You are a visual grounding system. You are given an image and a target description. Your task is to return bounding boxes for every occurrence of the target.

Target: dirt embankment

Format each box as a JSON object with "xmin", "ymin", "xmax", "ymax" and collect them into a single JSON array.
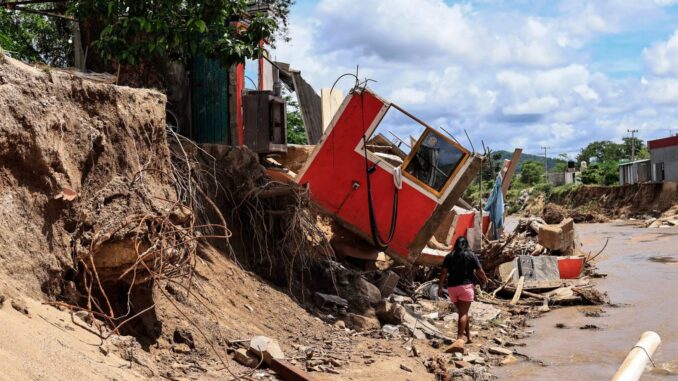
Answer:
[
  {"xmin": 0, "ymin": 55, "xmax": 448, "ymax": 381},
  {"xmin": 525, "ymin": 183, "xmax": 678, "ymax": 223}
]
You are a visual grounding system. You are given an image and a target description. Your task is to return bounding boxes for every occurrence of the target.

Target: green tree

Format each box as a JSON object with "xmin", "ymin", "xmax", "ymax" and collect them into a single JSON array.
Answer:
[
  {"xmin": 581, "ymin": 161, "xmax": 619, "ymax": 186},
  {"xmin": 621, "ymin": 137, "xmax": 649, "ymax": 160},
  {"xmin": 576, "ymin": 140, "xmax": 625, "ymax": 164},
  {"xmin": 520, "ymin": 160, "xmax": 545, "ymax": 185},
  {"xmin": 285, "ymin": 95, "xmax": 307, "ymax": 144},
  {"xmin": 0, "ymin": 6, "xmax": 73, "ymax": 65},
  {"xmin": 1, "ymin": 1, "xmax": 290, "ymax": 74}
]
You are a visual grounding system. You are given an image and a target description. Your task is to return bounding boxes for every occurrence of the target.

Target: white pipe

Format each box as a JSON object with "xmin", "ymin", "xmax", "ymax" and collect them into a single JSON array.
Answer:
[{"xmin": 611, "ymin": 331, "xmax": 661, "ymax": 381}]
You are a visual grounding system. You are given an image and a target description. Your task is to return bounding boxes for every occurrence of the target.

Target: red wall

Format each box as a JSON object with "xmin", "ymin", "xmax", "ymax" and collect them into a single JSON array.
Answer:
[
  {"xmin": 648, "ymin": 136, "xmax": 678, "ymax": 150},
  {"xmin": 298, "ymin": 90, "xmax": 438, "ymax": 259}
]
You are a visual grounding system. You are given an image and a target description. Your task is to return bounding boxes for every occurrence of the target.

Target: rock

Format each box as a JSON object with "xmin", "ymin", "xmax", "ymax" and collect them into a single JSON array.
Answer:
[
  {"xmin": 452, "ymin": 352, "xmax": 463, "ymax": 361},
  {"xmin": 0, "ymin": 294, "xmax": 5, "ymax": 306},
  {"xmin": 445, "ymin": 339, "xmax": 465, "ymax": 354},
  {"xmin": 334, "ymin": 320, "xmax": 346, "ymax": 329},
  {"xmin": 314, "ymin": 292, "xmax": 349, "ymax": 311},
  {"xmin": 443, "ymin": 313, "xmax": 459, "ymax": 323},
  {"xmin": 376, "ymin": 271, "xmax": 400, "ymax": 298},
  {"xmin": 99, "ymin": 344, "xmax": 109, "ymax": 356},
  {"xmin": 233, "ymin": 348, "xmax": 258, "ymax": 368},
  {"xmin": 11, "ymin": 300, "xmax": 29, "ymax": 316},
  {"xmin": 172, "ymin": 343, "xmax": 192, "ymax": 354},
  {"xmin": 454, "ymin": 360, "xmax": 472, "ymax": 369},
  {"xmin": 74, "ymin": 310, "xmax": 93, "ymax": 325},
  {"xmin": 463, "ymin": 353, "xmax": 479, "ymax": 363},
  {"xmin": 500, "ymin": 354, "xmax": 518, "ymax": 365},
  {"xmin": 430, "ymin": 339, "xmax": 442, "ymax": 349},
  {"xmin": 488, "ymin": 346, "xmax": 513, "ymax": 356},
  {"xmin": 399, "ymin": 364, "xmax": 413, "ymax": 372},
  {"xmin": 357, "ymin": 277, "xmax": 384, "ymax": 307},
  {"xmin": 469, "ymin": 302, "xmax": 500, "ymax": 323},
  {"xmin": 376, "ymin": 301, "xmax": 406, "ymax": 325},
  {"xmin": 538, "ymin": 218, "xmax": 574, "ymax": 251},
  {"xmin": 381, "ymin": 324, "xmax": 400, "ymax": 337},
  {"xmin": 347, "ymin": 313, "xmax": 381, "ymax": 332},
  {"xmin": 173, "ymin": 328, "xmax": 195, "ymax": 349},
  {"xmin": 249, "ymin": 336, "xmax": 285, "ymax": 364}
]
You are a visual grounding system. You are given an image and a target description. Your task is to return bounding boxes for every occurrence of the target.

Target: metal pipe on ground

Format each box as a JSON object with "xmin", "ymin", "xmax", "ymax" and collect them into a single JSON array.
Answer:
[{"xmin": 611, "ymin": 331, "xmax": 661, "ymax": 381}]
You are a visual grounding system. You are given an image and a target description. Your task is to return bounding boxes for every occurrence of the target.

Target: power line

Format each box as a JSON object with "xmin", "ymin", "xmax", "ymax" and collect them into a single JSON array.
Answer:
[
  {"xmin": 627, "ymin": 129, "xmax": 639, "ymax": 161},
  {"xmin": 541, "ymin": 146, "xmax": 551, "ymax": 182}
]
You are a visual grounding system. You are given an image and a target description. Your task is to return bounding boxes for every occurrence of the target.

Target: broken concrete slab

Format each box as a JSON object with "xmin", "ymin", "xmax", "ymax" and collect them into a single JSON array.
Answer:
[
  {"xmin": 469, "ymin": 302, "xmax": 501, "ymax": 323},
  {"xmin": 249, "ymin": 336, "xmax": 285, "ymax": 365},
  {"xmin": 538, "ymin": 217, "xmax": 574, "ymax": 251}
]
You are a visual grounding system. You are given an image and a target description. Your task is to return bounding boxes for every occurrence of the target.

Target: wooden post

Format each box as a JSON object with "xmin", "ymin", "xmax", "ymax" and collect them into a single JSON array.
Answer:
[
  {"xmin": 611, "ymin": 331, "xmax": 661, "ymax": 381},
  {"xmin": 502, "ymin": 148, "xmax": 523, "ymax": 198}
]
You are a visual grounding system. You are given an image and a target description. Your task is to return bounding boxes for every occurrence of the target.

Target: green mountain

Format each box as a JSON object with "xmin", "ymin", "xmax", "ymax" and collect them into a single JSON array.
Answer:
[{"xmin": 491, "ymin": 150, "xmax": 566, "ymax": 172}]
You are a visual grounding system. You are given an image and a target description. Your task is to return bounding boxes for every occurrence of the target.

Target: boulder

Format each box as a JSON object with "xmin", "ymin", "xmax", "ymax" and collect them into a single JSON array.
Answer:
[{"xmin": 347, "ymin": 313, "xmax": 381, "ymax": 332}]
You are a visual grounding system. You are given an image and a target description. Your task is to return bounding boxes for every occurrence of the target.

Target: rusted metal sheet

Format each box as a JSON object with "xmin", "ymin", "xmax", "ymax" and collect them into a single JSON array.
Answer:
[{"xmin": 271, "ymin": 359, "xmax": 320, "ymax": 381}]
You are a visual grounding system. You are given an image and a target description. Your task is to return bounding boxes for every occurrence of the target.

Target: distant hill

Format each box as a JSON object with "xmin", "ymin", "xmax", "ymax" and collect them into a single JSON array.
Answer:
[{"xmin": 491, "ymin": 150, "xmax": 565, "ymax": 172}]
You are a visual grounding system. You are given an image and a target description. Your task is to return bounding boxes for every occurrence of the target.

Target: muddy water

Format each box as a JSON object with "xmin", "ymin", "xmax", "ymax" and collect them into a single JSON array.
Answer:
[{"xmin": 496, "ymin": 222, "xmax": 678, "ymax": 380}]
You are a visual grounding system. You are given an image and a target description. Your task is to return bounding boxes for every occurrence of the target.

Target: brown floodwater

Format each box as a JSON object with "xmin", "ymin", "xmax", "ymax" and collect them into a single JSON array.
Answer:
[{"xmin": 496, "ymin": 222, "xmax": 678, "ymax": 380}]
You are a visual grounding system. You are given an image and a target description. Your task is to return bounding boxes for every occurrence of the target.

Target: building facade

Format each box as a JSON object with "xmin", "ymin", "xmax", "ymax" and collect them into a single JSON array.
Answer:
[{"xmin": 648, "ymin": 136, "xmax": 678, "ymax": 182}]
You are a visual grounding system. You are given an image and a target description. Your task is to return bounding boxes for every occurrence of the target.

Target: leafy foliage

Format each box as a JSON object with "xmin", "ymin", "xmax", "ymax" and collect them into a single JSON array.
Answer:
[
  {"xmin": 70, "ymin": 0, "xmax": 289, "ymax": 68},
  {"xmin": 0, "ymin": 7, "xmax": 73, "ymax": 66},
  {"xmin": 519, "ymin": 160, "xmax": 545, "ymax": 185},
  {"xmin": 576, "ymin": 138, "xmax": 648, "ymax": 164},
  {"xmin": 285, "ymin": 95, "xmax": 307, "ymax": 144},
  {"xmin": 581, "ymin": 161, "xmax": 619, "ymax": 186}
]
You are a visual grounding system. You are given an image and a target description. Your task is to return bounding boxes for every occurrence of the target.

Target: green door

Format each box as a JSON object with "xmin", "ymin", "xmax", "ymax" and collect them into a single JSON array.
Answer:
[{"xmin": 190, "ymin": 56, "xmax": 230, "ymax": 143}]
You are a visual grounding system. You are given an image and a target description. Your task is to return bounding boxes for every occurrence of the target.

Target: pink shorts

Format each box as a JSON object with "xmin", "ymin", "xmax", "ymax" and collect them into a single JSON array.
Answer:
[{"xmin": 448, "ymin": 284, "xmax": 475, "ymax": 303}]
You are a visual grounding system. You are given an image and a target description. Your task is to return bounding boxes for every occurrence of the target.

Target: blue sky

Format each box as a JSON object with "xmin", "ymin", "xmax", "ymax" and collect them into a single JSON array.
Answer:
[{"xmin": 272, "ymin": 0, "xmax": 678, "ymax": 157}]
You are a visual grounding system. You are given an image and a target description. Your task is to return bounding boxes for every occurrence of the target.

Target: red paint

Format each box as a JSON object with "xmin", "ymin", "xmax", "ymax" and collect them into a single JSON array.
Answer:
[
  {"xmin": 449, "ymin": 212, "xmax": 475, "ymax": 248},
  {"xmin": 298, "ymin": 90, "xmax": 438, "ymax": 259},
  {"xmin": 648, "ymin": 136, "xmax": 678, "ymax": 150},
  {"xmin": 236, "ymin": 63, "xmax": 244, "ymax": 146},
  {"xmin": 558, "ymin": 257, "xmax": 584, "ymax": 279}
]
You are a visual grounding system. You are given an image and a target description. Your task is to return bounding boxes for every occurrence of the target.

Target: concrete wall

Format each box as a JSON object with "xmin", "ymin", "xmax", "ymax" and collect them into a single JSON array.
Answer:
[
  {"xmin": 619, "ymin": 160, "xmax": 651, "ymax": 185},
  {"xmin": 548, "ymin": 172, "xmax": 578, "ymax": 186},
  {"xmin": 650, "ymin": 146, "xmax": 678, "ymax": 181}
]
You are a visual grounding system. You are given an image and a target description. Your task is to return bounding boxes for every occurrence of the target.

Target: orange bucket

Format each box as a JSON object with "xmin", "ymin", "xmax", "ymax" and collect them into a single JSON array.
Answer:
[{"xmin": 558, "ymin": 257, "xmax": 584, "ymax": 279}]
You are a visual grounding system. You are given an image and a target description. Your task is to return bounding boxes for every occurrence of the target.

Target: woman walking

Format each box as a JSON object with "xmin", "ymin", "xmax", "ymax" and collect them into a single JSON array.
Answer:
[{"xmin": 437, "ymin": 237, "xmax": 488, "ymax": 343}]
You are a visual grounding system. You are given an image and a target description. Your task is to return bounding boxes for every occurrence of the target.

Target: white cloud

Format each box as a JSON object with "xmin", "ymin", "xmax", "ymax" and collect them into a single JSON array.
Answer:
[
  {"xmin": 272, "ymin": 0, "xmax": 678, "ymax": 155},
  {"xmin": 644, "ymin": 30, "xmax": 678, "ymax": 76},
  {"xmin": 503, "ymin": 96, "xmax": 560, "ymax": 115}
]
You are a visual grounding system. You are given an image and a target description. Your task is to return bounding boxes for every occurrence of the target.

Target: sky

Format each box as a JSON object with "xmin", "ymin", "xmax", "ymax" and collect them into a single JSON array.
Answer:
[{"xmin": 270, "ymin": 0, "xmax": 678, "ymax": 158}]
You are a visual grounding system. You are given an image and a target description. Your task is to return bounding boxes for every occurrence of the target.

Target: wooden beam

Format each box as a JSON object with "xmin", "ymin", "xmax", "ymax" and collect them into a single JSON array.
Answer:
[
  {"xmin": 271, "ymin": 359, "xmax": 320, "ymax": 381},
  {"xmin": 509, "ymin": 275, "xmax": 525, "ymax": 305},
  {"xmin": 502, "ymin": 148, "xmax": 522, "ymax": 197}
]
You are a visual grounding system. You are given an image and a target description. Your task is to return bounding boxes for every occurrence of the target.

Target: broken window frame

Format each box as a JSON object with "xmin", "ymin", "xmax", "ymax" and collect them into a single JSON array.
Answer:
[
  {"xmin": 401, "ymin": 126, "xmax": 470, "ymax": 197},
  {"xmin": 360, "ymin": 100, "xmax": 471, "ymax": 199}
]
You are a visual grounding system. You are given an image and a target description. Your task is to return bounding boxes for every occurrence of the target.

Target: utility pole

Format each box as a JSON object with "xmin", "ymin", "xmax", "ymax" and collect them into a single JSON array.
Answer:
[
  {"xmin": 541, "ymin": 146, "xmax": 551, "ymax": 183},
  {"xmin": 627, "ymin": 129, "xmax": 639, "ymax": 161}
]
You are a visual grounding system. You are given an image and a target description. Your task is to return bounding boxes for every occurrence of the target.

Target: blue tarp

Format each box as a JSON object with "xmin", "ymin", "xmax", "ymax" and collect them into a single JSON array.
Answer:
[{"xmin": 484, "ymin": 173, "xmax": 504, "ymax": 240}]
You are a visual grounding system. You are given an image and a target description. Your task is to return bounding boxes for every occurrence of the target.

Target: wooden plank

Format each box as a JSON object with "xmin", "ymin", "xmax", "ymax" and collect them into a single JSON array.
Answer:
[
  {"xmin": 271, "ymin": 359, "xmax": 320, "ymax": 381},
  {"xmin": 502, "ymin": 148, "xmax": 523, "ymax": 197},
  {"xmin": 291, "ymin": 71, "xmax": 323, "ymax": 144},
  {"xmin": 510, "ymin": 276, "xmax": 525, "ymax": 305},
  {"xmin": 492, "ymin": 268, "xmax": 516, "ymax": 297}
]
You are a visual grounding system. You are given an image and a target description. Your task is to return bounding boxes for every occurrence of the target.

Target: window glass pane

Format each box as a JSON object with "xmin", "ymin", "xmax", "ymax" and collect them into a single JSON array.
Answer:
[
  {"xmin": 365, "ymin": 106, "xmax": 427, "ymax": 167},
  {"xmin": 405, "ymin": 129, "xmax": 465, "ymax": 191}
]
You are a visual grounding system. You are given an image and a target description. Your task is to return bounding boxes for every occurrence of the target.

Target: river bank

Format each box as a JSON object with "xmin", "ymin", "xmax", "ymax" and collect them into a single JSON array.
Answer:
[{"xmin": 496, "ymin": 222, "xmax": 678, "ymax": 380}]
